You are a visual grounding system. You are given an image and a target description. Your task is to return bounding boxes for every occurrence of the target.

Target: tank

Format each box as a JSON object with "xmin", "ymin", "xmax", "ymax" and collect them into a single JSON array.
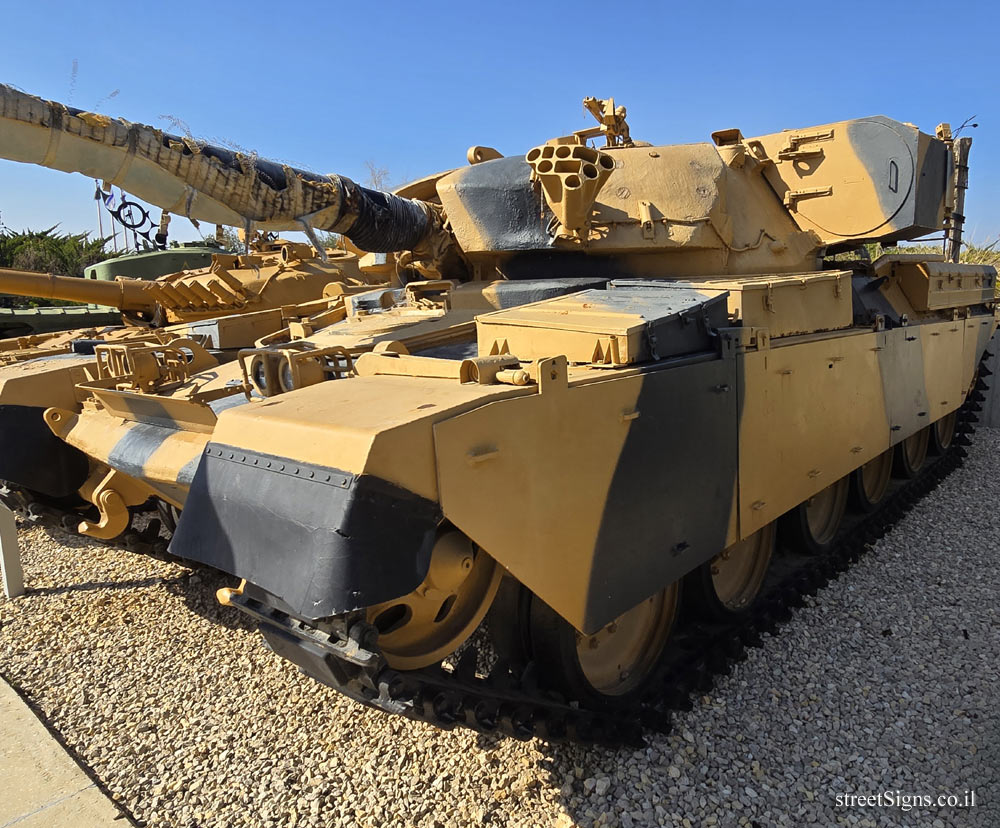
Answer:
[
  {"xmin": 2, "ymin": 84, "xmax": 995, "ymax": 742},
  {"xmin": 0, "ymin": 303, "xmax": 120, "ymax": 338},
  {"xmin": 0, "ymin": 243, "xmax": 220, "ymax": 339},
  {"xmin": 82, "ymin": 241, "xmax": 220, "ymax": 283},
  {"xmin": 0, "ymin": 233, "xmax": 379, "ymax": 537},
  {"xmin": 0, "ymin": 241, "xmax": 365, "ymax": 325}
]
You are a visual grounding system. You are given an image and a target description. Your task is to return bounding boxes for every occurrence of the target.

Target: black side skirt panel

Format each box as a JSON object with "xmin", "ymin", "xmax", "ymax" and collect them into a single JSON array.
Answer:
[
  {"xmin": 169, "ymin": 445, "xmax": 440, "ymax": 620},
  {"xmin": 0, "ymin": 405, "xmax": 89, "ymax": 497}
]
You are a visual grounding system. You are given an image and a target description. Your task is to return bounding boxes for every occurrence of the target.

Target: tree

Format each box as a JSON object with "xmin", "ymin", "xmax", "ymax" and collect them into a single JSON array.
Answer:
[
  {"xmin": 215, "ymin": 226, "xmax": 243, "ymax": 254},
  {"xmin": 0, "ymin": 227, "xmax": 113, "ymax": 307},
  {"xmin": 365, "ymin": 160, "xmax": 391, "ymax": 190}
]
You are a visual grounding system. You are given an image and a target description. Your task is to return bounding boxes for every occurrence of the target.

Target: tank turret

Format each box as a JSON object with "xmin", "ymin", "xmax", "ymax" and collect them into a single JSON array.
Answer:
[
  {"xmin": 0, "ymin": 243, "xmax": 222, "ymax": 339},
  {"xmin": 0, "ymin": 83, "xmax": 963, "ymax": 287}
]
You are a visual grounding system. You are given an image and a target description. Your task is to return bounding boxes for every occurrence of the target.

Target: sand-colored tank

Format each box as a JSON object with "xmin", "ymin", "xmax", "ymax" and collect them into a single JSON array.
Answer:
[
  {"xmin": 2, "ymin": 84, "xmax": 994, "ymax": 742},
  {"xmin": 0, "ymin": 240, "xmax": 364, "ymax": 325},
  {"xmin": 0, "ymin": 236, "xmax": 379, "ymax": 535},
  {"xmin": 0, "ymin": 243, "xmax": 220, "ymax": 338}
]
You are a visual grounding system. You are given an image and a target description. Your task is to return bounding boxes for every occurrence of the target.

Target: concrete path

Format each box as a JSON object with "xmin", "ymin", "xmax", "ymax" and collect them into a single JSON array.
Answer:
[{"xmin": 0, "ymin": 678, "xmax": 126, "ymax": 827}]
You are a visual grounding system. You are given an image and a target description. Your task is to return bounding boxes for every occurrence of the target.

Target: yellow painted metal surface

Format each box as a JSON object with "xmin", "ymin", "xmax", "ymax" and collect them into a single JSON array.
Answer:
[
  {"xmin": 0, "ymin": 356, "xmax": 93, "ymax": 409},
  {"xmin": 434, "ymin": 357, "xmax": 641, "ymax": 628},
  {"xmin": 897, "ymin": 261, "xmax": 994, "ymax": 311},
  {"xmin": 685, "ymin": 271, "xmax": 853, "ymax": 338},
  {"xmin": 737, "ymin": 330, "xmax": 889, "ymax": 535},
  {"xmin": 749, "ymin": 117, "xmax": 946, "ymax": 244},
  {"xmin": 211, "ymin": 375, "xmax": 528, "ymax": 500},
  {"xmin": 476, "ymin": 293, "xmax": 653, "ymax": 366},
  {"xmin": 46, "ymin": 407, "xmax": 206, "ymax": 510},
  {"xmin": 920, "ymin": 321, "xmax": 966, "ymax": 422},
  {"xmin": 737, "ymin": 317, "xmax": 978, "ymax": 536}
]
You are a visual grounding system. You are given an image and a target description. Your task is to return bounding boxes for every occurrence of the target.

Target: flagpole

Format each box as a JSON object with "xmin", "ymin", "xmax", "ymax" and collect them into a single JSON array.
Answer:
[
  {"xmin": 94, "ymin": 181, "xmax": 105, "ymax": 245},
  {"xmin": 105, "ymin": 187, "xmax": 119, "ymax": 253}
]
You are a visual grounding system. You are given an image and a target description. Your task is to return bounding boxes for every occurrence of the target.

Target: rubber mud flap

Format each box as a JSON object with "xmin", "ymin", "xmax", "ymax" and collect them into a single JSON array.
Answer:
[
  {"xmin": 169, "ymin": 444, "xmax": 440, "ymax": 620},
  {"xmin": 0, "ymin": 405, "xmax": 89, "ymax": 497}
]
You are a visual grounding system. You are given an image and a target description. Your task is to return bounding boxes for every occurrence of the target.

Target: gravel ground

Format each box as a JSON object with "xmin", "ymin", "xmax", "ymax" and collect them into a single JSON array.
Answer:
[{"xmin": 2, "ymin": 431, "xmax": 999, "ymax": 828}]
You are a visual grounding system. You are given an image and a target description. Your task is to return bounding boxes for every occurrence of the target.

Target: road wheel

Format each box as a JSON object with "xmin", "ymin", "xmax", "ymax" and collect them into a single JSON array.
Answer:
[
  {"xmin": 781, "ymin": 476, "xmax": 849, "ymax": 554},
  {"xmin": 895, "ymin": 426, "xmax": 930, "ymax": 478},
  {"xmin": 367, "ymin": 531, "xmax": 501, "ymax": 670},
  {"xmin": 687, "ymin": 523, "xmax": 775, "ymax": 619},
  {"xmin": 529, "ymin": 583, "xmax": 679, "ymax": 706},
  {"xmin": 850, "ymin": 449, "xmax": 893, "ymax": 512},
  {"xmin": 930, "ymin": 411, "xmax": 958, "ymax": 454}
]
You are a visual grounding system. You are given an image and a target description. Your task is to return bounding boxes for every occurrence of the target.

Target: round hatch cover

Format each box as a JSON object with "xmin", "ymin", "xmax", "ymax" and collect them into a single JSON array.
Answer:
[{"xmin": 780, "ymin": 118, "xmax": 915, "ymax": 238}]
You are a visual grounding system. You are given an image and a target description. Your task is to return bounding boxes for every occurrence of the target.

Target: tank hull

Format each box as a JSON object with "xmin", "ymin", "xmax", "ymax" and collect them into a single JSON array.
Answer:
[
  {"xmin": 160, "ymin": 269, "xmax": 995, "ymax": 740},
  {"xmin": 172, "ymin": 300, "xmax": 997, "ymax": 630}
]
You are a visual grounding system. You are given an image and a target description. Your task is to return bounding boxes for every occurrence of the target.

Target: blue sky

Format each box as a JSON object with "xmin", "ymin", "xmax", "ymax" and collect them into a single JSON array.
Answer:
[{"xmin": 1, "ymin": 0, "xmax": 997, "ymax": 248}]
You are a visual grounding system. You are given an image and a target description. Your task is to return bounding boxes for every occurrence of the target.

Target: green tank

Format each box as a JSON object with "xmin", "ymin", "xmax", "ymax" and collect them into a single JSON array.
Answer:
[
  {"xmin": 82, "ymin": 241, "xmax": 221, "ymax": 283},
  {"xmin": 0, "ymin": 304, "xmax": 119, "ymax": 338}
]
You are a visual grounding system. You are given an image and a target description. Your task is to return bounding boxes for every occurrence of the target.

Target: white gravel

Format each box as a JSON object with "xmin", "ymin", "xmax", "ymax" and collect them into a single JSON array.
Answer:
[{"xmin": 2, "ymin": 430, "xmax": 999, "ymax": 827}]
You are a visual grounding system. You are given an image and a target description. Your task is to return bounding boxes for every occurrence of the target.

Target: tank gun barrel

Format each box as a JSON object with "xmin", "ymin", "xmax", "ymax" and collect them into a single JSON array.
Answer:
[
  {"xmin": 0, "ymin": 267, "xmax": 153, "ymax": 311},
  {"xmin": 0, "ymin": 84, "xmax": 432, "ymax": 253}
]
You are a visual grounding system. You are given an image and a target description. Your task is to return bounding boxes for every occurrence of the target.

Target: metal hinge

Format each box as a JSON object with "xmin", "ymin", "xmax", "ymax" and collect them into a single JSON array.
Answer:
[
  {"xmin": 784, "ymin": 186, "xmax": 833, "ymax": 211},
  {"xmin": 646, "ymin": 320, "xmax": 660, "ymax": 360},
  {"xmin": 777, "ymin": 129, "xmax": 834, "ymax": 161}
]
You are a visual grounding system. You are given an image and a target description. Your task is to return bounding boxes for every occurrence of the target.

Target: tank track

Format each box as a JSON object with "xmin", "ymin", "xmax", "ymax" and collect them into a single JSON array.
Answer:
[
  {"xmin": 230, "ymin": 350, "xmax": 992, "ymax": 748},
  {"xmin": 0, "ymin": 484, "xmax": 167, "ymax": 555}
]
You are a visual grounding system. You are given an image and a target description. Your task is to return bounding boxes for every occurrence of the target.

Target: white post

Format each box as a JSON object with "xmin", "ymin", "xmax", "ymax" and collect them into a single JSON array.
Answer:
[{"xmin": 0, "ymin": 503, "xmax": 23, "ymax": 599}]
